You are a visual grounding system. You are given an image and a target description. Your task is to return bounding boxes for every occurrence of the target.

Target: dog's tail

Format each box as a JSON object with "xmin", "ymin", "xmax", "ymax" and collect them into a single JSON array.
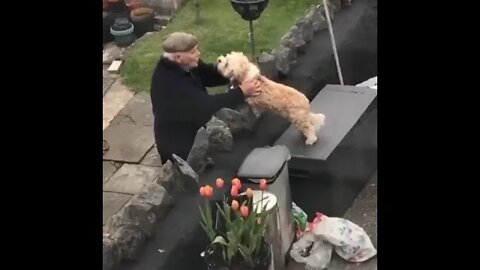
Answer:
[{"xmin": 310, "ymin": 113, "xmax": 325, "ymax": 130}]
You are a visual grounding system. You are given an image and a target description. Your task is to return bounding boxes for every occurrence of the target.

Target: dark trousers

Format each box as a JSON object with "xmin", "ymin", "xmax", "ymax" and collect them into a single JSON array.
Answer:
[
  {"xmin": 157, "ymin": 143, "xmax": 192, "ymax": 165},
  {"xmin": 155, "ymin": 125, "xmax": 197, "ymax": 165}
]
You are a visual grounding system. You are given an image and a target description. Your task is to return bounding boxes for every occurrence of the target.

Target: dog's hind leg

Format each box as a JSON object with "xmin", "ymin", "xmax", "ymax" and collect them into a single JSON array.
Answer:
[{"xmin": 292, "ymin": 115, "xmax": 318, "ymax": 145}]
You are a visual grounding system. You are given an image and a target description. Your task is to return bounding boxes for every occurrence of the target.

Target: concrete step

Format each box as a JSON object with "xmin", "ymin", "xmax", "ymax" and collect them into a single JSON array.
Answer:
[
  {"xmin": 103, "ymin": 92, "xmax": 155, "ymax": 163},
  {"xmin": 103, "ymin": 78, "xmax": 134, "ymax": 130}
]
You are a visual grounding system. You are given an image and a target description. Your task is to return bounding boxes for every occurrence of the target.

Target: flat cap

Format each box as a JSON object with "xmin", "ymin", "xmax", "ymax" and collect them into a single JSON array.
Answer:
[{"xmin": 162, "ymin": 32, "xmax": 198, "ymax": 53}]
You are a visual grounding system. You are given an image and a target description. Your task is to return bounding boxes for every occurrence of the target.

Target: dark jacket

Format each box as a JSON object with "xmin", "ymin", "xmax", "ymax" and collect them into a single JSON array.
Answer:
[{"xmin": 150, "ymin": 57, "xmax": 245, "ymax": 163}]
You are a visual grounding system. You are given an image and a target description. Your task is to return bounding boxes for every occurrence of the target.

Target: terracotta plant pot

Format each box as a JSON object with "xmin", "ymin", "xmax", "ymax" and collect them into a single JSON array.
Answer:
[{"xmin": 130, "ymin": 7, "xmax": 156, "ymax": 38}]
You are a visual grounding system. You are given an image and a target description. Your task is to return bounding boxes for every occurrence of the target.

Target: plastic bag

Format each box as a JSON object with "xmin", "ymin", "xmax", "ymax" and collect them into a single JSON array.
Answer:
[
  {"xmin": 292, "ymin": 202, "xmax": 308, "ymax": 238},
  {"xmin": 289, "ymin": 231, "xmax": 333, "ymax": 270},
  {"xmin": 290, "ymin": 212, "xmax": 376, "ymax": 269},
  {"xmin": 311, "ymin": 213, "xmax": 377, "ymax": 262}
]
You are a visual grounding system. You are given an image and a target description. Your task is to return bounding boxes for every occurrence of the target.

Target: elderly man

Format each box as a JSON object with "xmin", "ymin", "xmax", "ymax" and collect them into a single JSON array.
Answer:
[{"xmin": 150, "ymin": 32, "xmax": 262, "ymax": 164}]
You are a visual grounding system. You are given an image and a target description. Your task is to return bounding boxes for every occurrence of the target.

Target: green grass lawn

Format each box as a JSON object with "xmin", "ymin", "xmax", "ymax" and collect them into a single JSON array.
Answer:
[{"xmin": 121, "ymin": 0, "xmax": 318, "ymax": 93}]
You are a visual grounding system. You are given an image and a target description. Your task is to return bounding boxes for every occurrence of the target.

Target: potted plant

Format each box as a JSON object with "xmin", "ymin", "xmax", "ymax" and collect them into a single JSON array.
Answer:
[
  {"xmin": 130, "ymin": 7, "xmax": 156, "ymax": 38},
  {"xmin": 110, "ymin": 17, "xmax": 136, "ymax": 47},
  {"xmin": 199, "ymin": 178, "xmax": 271, "ymax": 270}
]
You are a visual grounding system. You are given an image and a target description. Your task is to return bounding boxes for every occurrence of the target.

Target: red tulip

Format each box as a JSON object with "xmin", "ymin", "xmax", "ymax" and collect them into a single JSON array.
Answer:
[
  {"xmin": 246, "ymin": 188, "xmax": 253, "ymax": 198},
  {"xmin": 204, "ymin": 185, "xmax": 213, "ymax": 198},
  {"xmin": 240, "ymin": 206, "xmax": 249, "ymax": 217},
  {"xmin": 231, "ymin": 200, "xmax": 239, "ymax": 210},
  {"xmin": 259, "ymin": 179, "xmax": 268, "ymax": 190},
  {"xmin": 232, "ymin": 178, "xmax": 242, "ymax": 189},
  {"xmin": 216, "ymin": 178, "xmax": 224, "ymax": 188},
  {"xmin": 231, "ymin": 186, "xmax": 239, "ymax": 197},
  {"xmin": 199, "ymin": 187, "xmax": 206, "ymax": 197}
]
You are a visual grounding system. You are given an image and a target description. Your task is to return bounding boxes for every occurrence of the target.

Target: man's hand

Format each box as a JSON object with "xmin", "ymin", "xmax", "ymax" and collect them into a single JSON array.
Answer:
[{"xmin": 239, "ymin": 78, "xmax": 262, "ymax": 97}]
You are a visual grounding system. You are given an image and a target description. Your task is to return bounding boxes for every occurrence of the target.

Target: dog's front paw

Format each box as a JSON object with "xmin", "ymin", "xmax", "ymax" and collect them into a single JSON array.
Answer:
[{"xmin": 305, "ymin": 136, "xmax": 317, "ymax": 145}]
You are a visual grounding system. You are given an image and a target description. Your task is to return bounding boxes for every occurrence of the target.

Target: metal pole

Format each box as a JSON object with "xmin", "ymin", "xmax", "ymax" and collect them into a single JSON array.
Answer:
[
  {"xmin": 323, "ymin": 0, "xmax": 344, "ymax": 85},
  {"xmin": 249, "ymin": 20, "xmax": 256, "ymax": 62}
]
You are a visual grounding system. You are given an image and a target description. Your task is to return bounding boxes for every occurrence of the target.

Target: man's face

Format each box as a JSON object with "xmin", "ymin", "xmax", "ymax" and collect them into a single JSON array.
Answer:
[{"xmin": 175, "ymin": 46, "xmax": 201, "ymax": 69}]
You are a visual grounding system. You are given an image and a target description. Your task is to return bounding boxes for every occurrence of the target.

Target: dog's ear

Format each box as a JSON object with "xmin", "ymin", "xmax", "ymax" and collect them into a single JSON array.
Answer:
[{"xmin": 222, "ymin": 58, "xmax": 234, "ymax": 78}]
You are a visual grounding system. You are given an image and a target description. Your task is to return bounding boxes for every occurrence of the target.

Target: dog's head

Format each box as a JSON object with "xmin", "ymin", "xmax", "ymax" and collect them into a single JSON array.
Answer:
[{"xmin": 216, "ymin": 51, "xmax": 252, "ymax": 82}]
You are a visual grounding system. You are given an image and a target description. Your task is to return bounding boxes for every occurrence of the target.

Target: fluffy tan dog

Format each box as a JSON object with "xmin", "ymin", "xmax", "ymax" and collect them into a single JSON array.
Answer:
[{"xmin": 217, "ymin": 51, "xmax": 325, "ymax": 145}]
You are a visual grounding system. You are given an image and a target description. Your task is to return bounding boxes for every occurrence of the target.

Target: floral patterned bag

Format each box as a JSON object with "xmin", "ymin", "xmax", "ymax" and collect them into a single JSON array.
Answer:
[
  {"xmin": 311, "ymin": 213, "xmax": 376, "ymax": 263},
  {"xmin": 290, "ymin": 212, "xmax": 376, "ymax": 269}
]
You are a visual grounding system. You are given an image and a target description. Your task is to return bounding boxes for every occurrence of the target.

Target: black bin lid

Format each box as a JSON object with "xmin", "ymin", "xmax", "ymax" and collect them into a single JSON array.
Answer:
[{"xmin": 237, "ymin": 145, "xmax": 290, "ymax": 184}]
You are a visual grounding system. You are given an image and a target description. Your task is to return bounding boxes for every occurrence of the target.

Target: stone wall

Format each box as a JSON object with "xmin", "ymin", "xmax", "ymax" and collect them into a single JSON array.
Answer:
[
  {"xmin": 258, "ymin": 0, "xmax": 345, "ymax": 79},
  {"xmin": 103, "ymin": 158, "xmax": 201, "ymax": 270},
  {"xmin": 216, "ymin": 0, "xmax": 350, "ymax": 136}
]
